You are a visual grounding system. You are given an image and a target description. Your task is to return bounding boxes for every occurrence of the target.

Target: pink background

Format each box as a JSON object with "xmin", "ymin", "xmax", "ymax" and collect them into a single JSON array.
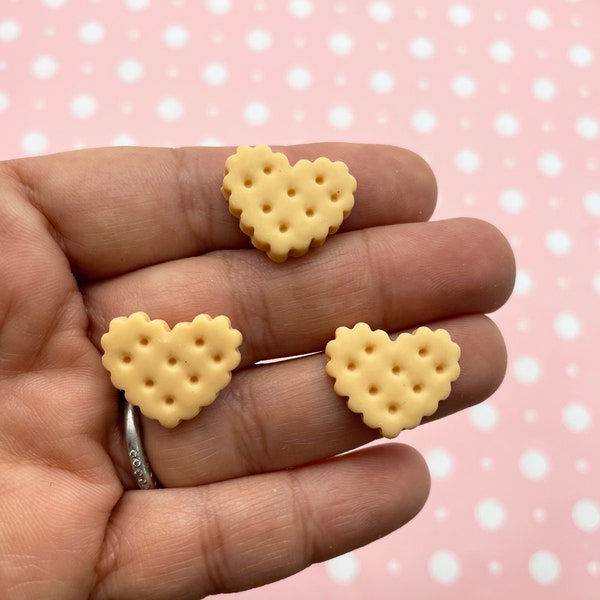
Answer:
[{"xmin": 1, "ymin": 0, "xmax": 599, "ymax": 598}]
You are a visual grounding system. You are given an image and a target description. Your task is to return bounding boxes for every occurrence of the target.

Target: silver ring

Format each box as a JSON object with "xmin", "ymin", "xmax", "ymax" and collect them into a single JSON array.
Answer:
[{"xmin": 123, "ymin": 398, "xmax": 160, "ymax": 489}]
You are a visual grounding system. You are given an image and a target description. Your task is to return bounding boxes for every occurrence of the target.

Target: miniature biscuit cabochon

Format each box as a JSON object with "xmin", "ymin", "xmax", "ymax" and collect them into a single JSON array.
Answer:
[
  {"xmin": 222, "ymin": 145, "xmax": 356, "ymax": 262},
  {"xmin": 326, "ymin": 324, "xmax": 460, "ymax": 438},
  {"xmin": 101, "ymin": 312, "xmax": 242, "ymax": 428}
]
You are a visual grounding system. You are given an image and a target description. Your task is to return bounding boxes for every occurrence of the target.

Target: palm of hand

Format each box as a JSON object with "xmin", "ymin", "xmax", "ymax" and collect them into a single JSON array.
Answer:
[{"xmin": 0, "ymin": 145, "xmax": 514, "ymax": 599}]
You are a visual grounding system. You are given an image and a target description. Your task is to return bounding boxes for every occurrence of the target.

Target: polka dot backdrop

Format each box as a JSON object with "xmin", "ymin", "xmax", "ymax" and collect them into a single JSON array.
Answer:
[{"xmin": 1, "ymin": 0, "xmax": 598, "ymax": 598}]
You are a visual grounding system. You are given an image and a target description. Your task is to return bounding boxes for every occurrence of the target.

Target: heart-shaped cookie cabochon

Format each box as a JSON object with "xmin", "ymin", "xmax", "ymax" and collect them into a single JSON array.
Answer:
[
  {"xmin": 101, "ymin": 312, "xmax": 242, "ymax": 428},
  {"xmin": 222, "ymin": 145, "xmax": 356, "ymax": 262},
  {"xmin": 326, "ymin": 323, "xmax": 460, "ymax": 438}
]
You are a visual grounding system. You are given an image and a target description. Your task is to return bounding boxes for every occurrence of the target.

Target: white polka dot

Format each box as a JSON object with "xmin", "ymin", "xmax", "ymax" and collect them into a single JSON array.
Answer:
[
  {"xmin": 411, "ymin": 109, "xmax": 438, "ymax": 134},
  {"xmin": 489, "ymin": 40, "xmax": 515, "ymax": 63},
  {"xmin": 70, "ymin": 94, "xmax": 98, "ymax": 119},
  {"xmin": 117, "ymin": 59, "xmax": 144, "ymax": 82},
  {"xmin": 202, "ymin": 62, "xmax": 229, "ymax": 86},
  {"xmin": 499, "ymin": 188, "xmax": 525, "ymax": 214},
  {"xmin": 243, "ymin": 102, "xmax": 270, "ymax": 126},
  {"xmin": 584, "ymin": 192, "xmax": 600, "ymax": 216},
  {"xmin": 562, "ymin": 402, "xmax": 592, "ymax": 433},
  {"xmin": 594, "ymin": 273, "xmax": 600, "ymax": 295},
  {"xmin": 554, "ymin": 312, "xmax": 582, "ymax": 340},
  {"xmin": 468, "ymin": 403, "xmax": 498, "ymax": 431},
  {"xmin": 387, "ymin": 559, "xmax": 401, "ymax": 575},
  {"xmin": 78, "ymin": 22, "xmax": 105, "ymax": 44},
  {"xmin": 537, "ymin": 152, "xmax": 563, "ymax": 177},
  {"xmin": 409, "ymin": 36, "xmax": 435, "ymax": 59},
  {"xmin": 513, "ymin": 355, "xmax": 541, "ymax": 385},
  {"xmin": 111, "ymin": 134, "xmax": 137, "ymax": 146},
  {"xmin": 475, "ymin": 498, "xmax": 506, "ymax": 531},
  {"xmin": 514, "ymin": 269, "xmax": 533, "ymax": 295},
  {"xmin": 326, "ymin": 553, "xmax": 358, "ymax": 583},
  {"xmin": 588, "ymin": 561, "xmax": 600, "ymax": 577},
  {"xmin": 529, "ymin": 551, "xmax": 561, "ymax": 585},
  {"xmin": 328, "ymin": 105, "xmax": 354, "ymax": 129},
  {"xmin": 428, "ymin": 550, "xmax": 461, "ymax": 585},
  {"xmin": 329, "ymin": 32, "xmax": 354, "ymax": 55},
  {"xmin": 575, "ymin": 116, "xmax": 599, "ymax": 140},
  {"xmin": 494, "ymin": 112, "xmax": 520, "ymax": 137},
  {"xmin": 370, "ymin": 70, "xmax": 395, "ymax": 94},
  {"xmin": 489, "ymin": 560, "xmax": 503, "ymax": 575},
  {"xmin": 368, "ymin": 1, "xmax": 394, "ymax": 22},
  {"xmin": 569, "ymin": 44, "xmax": 594, "ymax": 67},
  {"xmin": 451, "ymin": 74, "xmax": 477, "ymax": 98},
  {"xmin": 531, "ymin": 78, "xmax": 557, "ymax": 101},
  {"xmin": 532, "ymin": 507, "xmax": 547, "ymax": 523},
  {"xmin": 31, "ymin": 55, "xmax": 59, "ymax": 80},
  {"xmin": 20, "ymin": 131, "xmax": 49, "ymax": 156},
  {"xmin": 205, "ymin": 0, "xmax": 231, "ymax": 14},
  {"xmin": 526, "ymin": 8, "xmax": 552, "ymax": 30},
  {"xmin": 42, "ymin": 0, "xmax": 67, "ymax": 6},
  {"xmin": 519, "ymin": 449, "xmax": 550, "ymax": 481},
  {"xmin": 157, "ymin": 97, "xmax": 184, "ymax": 122},
  {"xmin": 454, "ymin": 149, "xmax": 481, "ymax": 173},
  {"xmin": 163, "ymin": 25, "xmax": 189, "ymax": 48},
  {"xmin": 573, "ymin": 500, "xmax": 600, "ymax": 532},
  {"xmin": 545, "ymin": 230, "xmax": 572, "ymax": 255},
  {"xmin": 124, "ymin": 0, "xmax": 150, "ymax": 10},
  {"xmin": 0, "ymin": 91, "xmax": 9, "ymax": 113},
  {"xmin": 199, "ymin": 136, "xmax": 223, "ymax": 146},
  {"xmin": 245, "ymin": 28, "xmax": 272, "ymax": 52},
  {"xmin": 425, "ymin": 447, "xmax": 454, "ymax": 480},
  {"xmin": 576, "ymin": 458, "xmax": 590, "ymax": 474},
  {"xmin": 448, "ymin": 4, "xmax": 473, "ymax": 27},
  {"xmin": 286, "ymin": 66, "xmax": 312, "ymax": 90},
  {"xmin": 0, "ymin": 18, "xmax": 22, "ymax": 42},
  {"xmin": 287, "ymin": 0, "xmax": 313, "ymax": 18}
]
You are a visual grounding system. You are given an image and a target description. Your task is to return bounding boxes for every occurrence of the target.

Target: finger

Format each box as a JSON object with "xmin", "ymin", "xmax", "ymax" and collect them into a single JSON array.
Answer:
[
  {"xmin": 94, "ymin": 444, "xmax": 429, "ymax": 599},
  {"xmin": 124, "ymin": 314, "xmax": 505, "ymax": 488},
  {"xmin": 6, "ymin": 144, "xmax": 436, "ymax": 280},
  {"xmin": 85, "ymin": 217, "xmax": 515, "ymax": 365}
]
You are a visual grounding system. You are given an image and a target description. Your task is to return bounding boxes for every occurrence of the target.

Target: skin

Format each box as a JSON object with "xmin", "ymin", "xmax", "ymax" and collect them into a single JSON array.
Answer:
[{"xmin": 0, "ymin": 144, "xmax": 515, "ymax": 599}]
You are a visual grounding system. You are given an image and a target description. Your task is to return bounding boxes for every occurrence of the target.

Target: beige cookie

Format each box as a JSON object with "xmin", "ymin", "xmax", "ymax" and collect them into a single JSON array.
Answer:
[
  {"xmin": 222, "ymin": 145, "xmax": 356, "ymax": 262},
  {"xmin": 101, "ymin": 312, "xmax": 242, "ymax": 428},
  {"xmin": 325, "ymin": 323, "xmax": 460, "ymax": 438}
]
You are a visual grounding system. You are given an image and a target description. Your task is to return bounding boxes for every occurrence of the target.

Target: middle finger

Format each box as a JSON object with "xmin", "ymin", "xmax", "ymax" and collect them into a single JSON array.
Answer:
[{"xmin": 85, "ymin": 217, "xmax": 514, "ymax": 365}]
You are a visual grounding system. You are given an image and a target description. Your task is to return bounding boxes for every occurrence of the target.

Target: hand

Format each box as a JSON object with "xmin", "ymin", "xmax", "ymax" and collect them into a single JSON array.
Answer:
[{"xmin": 0, "ymin": 144, "xmax": 514, "ymax": 599}]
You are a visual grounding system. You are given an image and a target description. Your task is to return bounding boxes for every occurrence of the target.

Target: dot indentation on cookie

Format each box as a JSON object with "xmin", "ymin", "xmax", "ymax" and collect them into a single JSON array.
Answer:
[
  {"xmin": 101, "ymin": 312, "xmax": 243, "ymax": 428},
  {"xmin": 222, "ymin": 145, "xmax": 356, "ymax": 262},
  {"xmin": 325, "ymin": 323, "xmax": 461, "ymax": 438}
]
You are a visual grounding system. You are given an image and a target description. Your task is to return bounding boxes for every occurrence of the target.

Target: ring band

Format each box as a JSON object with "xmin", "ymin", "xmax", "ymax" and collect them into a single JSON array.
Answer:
[{"xmin": 123, "ymin": 397, "xmax": 160, "ymax": 489}]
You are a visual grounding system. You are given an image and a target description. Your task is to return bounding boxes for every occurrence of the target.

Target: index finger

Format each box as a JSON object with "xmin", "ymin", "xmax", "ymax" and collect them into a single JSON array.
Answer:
[{"xmin": 3, "ymin": 144, "xmax": 436, "ymax": 280}]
